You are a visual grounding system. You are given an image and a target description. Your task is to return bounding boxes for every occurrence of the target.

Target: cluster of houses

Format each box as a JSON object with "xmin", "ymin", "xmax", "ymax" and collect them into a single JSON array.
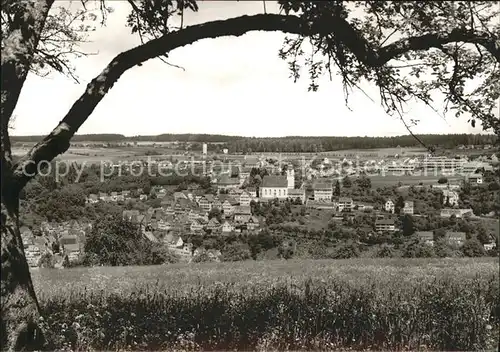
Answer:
[
  {"xmin": 21, "ymin": 220, "xmax": 89, "ymax": 267},
  {"xmin": 20, "ymin": 153, "xmax": 496, "ymax": 267},
  {"xmin": 86, "ymin": 188, "xmax": 148, "ymax": 204},
  {"xmin": 416, "ymin": 231, "xmax": 495, "ymax": 250},
  {"xmin": 305, "ymin": 153, "xmax": 496, "ymax": 179}
]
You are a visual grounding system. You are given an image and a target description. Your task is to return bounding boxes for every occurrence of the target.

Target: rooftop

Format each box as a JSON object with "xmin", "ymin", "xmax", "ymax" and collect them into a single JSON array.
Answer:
[
  {"xmin": 375, "ymin": 219, "xmax": 395, "ymax": 225},
  {"xmin": 313, "ymin": 182, "xmax": 332, "ymax": 190},
  {"xmin": 218, "ymin": 175, "xmax": 240, "ymax": 185},
  {"xmin": 261, "ymin": 175, "xmax": 288, "ymax": 188}
]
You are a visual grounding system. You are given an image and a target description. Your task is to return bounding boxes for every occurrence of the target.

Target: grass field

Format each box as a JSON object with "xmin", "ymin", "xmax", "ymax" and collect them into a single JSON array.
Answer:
[{"xmin": 33, "ymin": 258, "xmax": 499, "ymax": 351}]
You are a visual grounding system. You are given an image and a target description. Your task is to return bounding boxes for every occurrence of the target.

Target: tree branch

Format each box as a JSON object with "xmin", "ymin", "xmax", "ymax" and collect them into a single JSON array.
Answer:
[
  {"xmin": 11, "ymin": 13, "xmax": 500, "ymax": 193},
  {"xmin": 378, "ymin": 27, "xmax": 500, "ymax": 65}
]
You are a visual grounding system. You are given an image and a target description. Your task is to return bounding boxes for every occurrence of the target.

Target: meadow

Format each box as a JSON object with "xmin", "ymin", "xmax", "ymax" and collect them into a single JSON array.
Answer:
[{"xmin": 32, "ymin": 258, "xmax": 500, "ymax": 351}]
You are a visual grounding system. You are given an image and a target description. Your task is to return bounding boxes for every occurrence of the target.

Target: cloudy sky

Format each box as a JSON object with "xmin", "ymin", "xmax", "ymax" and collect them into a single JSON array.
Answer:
[{"xmin": 12, "ymin": 0, "xmax": 495, "ymax": 137}]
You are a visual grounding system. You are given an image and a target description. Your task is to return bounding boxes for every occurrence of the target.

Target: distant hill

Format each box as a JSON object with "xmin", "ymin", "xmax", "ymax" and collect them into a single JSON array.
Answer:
[{"xmin": 10, "ymin": 133, "xmax": 497, "ymax": 152}]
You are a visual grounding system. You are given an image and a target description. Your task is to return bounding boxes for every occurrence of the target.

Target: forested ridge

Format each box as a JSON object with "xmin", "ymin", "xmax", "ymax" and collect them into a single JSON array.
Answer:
[{"xmin": 11, "ymin": 133, "xmax": 498, "ymax": 152}]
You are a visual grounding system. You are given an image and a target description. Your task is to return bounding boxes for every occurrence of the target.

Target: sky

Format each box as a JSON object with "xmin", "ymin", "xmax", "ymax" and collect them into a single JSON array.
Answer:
[{"xmin": 11, "ymin": 0, "xmax": 497, "ymax": 138}]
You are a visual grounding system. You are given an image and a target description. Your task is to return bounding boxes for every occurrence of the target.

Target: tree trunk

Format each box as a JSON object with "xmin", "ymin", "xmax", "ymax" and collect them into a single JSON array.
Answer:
[{"xmin": 1, "ymin": 167, "xmax": 44, "ymax": 351}]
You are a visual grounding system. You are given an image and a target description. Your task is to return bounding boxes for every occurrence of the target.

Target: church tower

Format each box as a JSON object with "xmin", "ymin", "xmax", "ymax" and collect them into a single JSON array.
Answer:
[{"xmin": 286, "ymin": 168, "xmax": 295, "ymax": 189}]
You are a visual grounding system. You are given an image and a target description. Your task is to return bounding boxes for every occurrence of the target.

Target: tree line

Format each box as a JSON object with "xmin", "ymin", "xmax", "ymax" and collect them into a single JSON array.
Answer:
[{"xmin": 11, "ymin": 133, "xmax": 497, "ymax": 152}]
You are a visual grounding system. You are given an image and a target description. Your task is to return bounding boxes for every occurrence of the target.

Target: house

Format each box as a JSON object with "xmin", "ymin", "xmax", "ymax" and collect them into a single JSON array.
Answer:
[
  {"xmin": 402, "ymin": 200, "xmax": 414, "ymax": 215},
  {"xmin": 239, "ymin": 167, "xmax": 251, "ymax": 185},
  {"xmin": 484, "ymin": 243, "xmax": 496, "ymax": 251},
  {"xmin": 246, "ymin": 216, "xmax": 260, "ymax": 231},
  {"xmin": 122, "ymin": 190, "xmax": 131, "ymax": 199},
  {"xmin": 20, "ymin": 226, "xmax": 34, "ymax": 248},
  {"xmin": 198, "ymin": 196, "xmax": 213, "ymax": 211},
  {"xmin": 110, "ymin": 191, "xmax": 118, "ymax": 202},
  {"xmin": 161, "ymin": 196, "xmax": 173, "ymax": 209},
  {"xmin": 182, "ymin": 190, "xmax": 194, "ymax": 201},
  {"xmin": 356, "ymin": 204, "xmax": 374, "ymax": 212},
  {"xmin": 123, "ymin": 209, "xmax": 140, "ymax": 223},
  {"xmin": 442, "ymin": 190, "xmax": 459, "ymax": 206},
  {"xmin": 25, "ymin": 244, "xmax": 41, "ymax": 267},
  {"xmin": 157, "ymin": 218, "xmax": 172, "ymax": 231},
  {"xmin": 239, "ymin": 191, "xmax": 251, "ymax": 206},
  {"xmin": 142, "ymin": 230, "xmax": 159, "ymax": 243},
  {"xmin": 188, "ymin": 210, "xmax": 200, "ymax": 222},
  {"xmin": 99, "ymin": 192, "xmax": 111, "ymax": 202},
  {"xmin": 313, "ymin": 181, "xmax": 333, "ymax": 201},
  {"xmin": 287, "ymin": 188, "xmax": 306, "ymax": 203},
  {"xmin": 174, "ymin": 192, "xmax": 188, "ymax": 201},
  {"xmin": 440, "ymin": 208, "xmax": 473, "ymax": 218},
  {"xmin": 222, "ymin": 200, "xmax": 235, "ymax": 217},
  {"xmin": 416, "ymin": 231, "xmax": 434, "ymax": 246},
  {"xmin": 60, "ymin": 233, "xmax": 80, "ymax": 260},
  {"xmin": 86, "ymin": 194, "xmax": 99, "ymax": 204},
  {"xmin": 246, "ymin": 187, "xmax": 257, "ymax": 198},
  {"xmin": 156, "ymin": 187, "xmax": 167, "ymax": 199},
  {"xmin": 163, "ymin": 233, "xmax": 184, "ymax": 248},
  {"xmin": 174, "ymin": 198, "xmax": 192, "ymax": 213},
  {"xmin": 338, "ymin": 197, "xmax": 353, "ymax": 212},
  {"xmin": 466, "ymin": 173, "xmax": 483, "ymax": 184},
  {"xmin": 221, "ymin": 221, "xmax": 234, "ymax": 233},
  {"xmin": 212, "ymin": 199, "xmax": 222, "ymax": 210},
  {"xmin": 260, "ymin": 175, "xmax": 288, "ymax": 200},
  {"xmin": 375, "ymin": 219, "xmax": 396, "ymax": 232},
  {"xmin": 385, "ymin": 199, "xmax": 395, "ymax": 213},
  {"xmin": 217, "ymin": 175, "xmax": 241, "ymax": 191},
  {"xmin": 234, "ymin": 206, "xmax": 252, "ymax": 224},
  {"xmin": 228, "ymin": 188, "xmax": 244, "ymax": 196},
  {"xmin": 206, "ymin": 218, "xmax": 221, "ymax": 232},
  {"xmin": 234, "ymin": 206, "xmax": 251, "ymax": 215},
  {"xmin": 139, "ymin": 194, "xmax": 148, "ymax": 201},
  {"xmin": 190, "ymin": 219, "xmax": 204, "ymax": 233},
  {"xmin": 444, "ymin": 231, "xmax": 466, "ymax": 246}
]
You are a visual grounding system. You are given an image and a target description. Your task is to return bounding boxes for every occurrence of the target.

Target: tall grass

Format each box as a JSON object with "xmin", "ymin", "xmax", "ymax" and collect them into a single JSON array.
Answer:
[{"xmin": 34, "ymin": 258, "xmax": 499, "ymax": 351}]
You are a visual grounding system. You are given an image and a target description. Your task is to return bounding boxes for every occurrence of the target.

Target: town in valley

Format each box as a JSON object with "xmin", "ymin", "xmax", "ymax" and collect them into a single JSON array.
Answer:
[{"xmin": 14, "ymin": 135, "xmax": 499, "ymax": 268}]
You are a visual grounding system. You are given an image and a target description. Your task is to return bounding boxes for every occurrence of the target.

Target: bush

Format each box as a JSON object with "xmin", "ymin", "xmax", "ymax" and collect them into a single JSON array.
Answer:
[
  {"xmin": 403, "ymin": 241, "xmax": 435, "ymax": 258},
  {"xmin": 222, "ymin": 243, "xmax": 251, "ymax": 262},
  {"xmin": 333, "ymin": 243, "xmax": 360, "ymax": 259},
  {"xmin": 376, "ymin": 244, "xmax": 395, "ymax": 258},
  {"xmin": 38, "ymin": 252, "xmax": 55, "ymax": 268},
  {"xmin": 462, "ymin": 239, "xmax": 486, "ymax": 257},
  {"xmin": 83, "ymin": 215, "xmax": 176, "ymax": 266},
  {"xmin": 438, "ymin": 177, "xmax": 448, "ymax": 184}
]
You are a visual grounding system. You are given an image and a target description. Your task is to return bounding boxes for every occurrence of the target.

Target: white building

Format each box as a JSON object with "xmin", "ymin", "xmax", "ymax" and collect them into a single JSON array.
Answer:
[
  {"xmin": 466, "ymin": 173, "xmax": 483, "ymax": 184},
  {"xmin": 385, "ymin": 199, "xmax": 395, "ymax": 213},
  {"xmin": 402, "ymin": 200, "xmax": 414, "ymax": 215},
  {"xmin": 422, "ymin": 156, "xmax": 467, "ymax": 172},
  {"xmin": 440, "ymin": 208, "xmax": 473, "ymax": 218},
  {"xmin": 287, "ymin": 188, "xmax": 306, "ymax": 203},
  {"xmin": 313, "ymin": 181, "xmax": 333, "ymax": 201},
  {"xmin": 375, "ymin": 219, "xmax": 396, "ymax": 232},
  {"xmin": 260, "ymin": 175, "xmax": 288, "ymax": 200},
  {"xmin": 239, "ymin": 191, "xmax": 251, "ymax": 206},
  {"xmin": 338, "ymin": 197, "xmax": 353, "ymax": 212},
  {"xmin": 442, "ymin": 189, "xmax": 459, "ymax": 206},
  {"xmin": 202, "ymin": 143, "xmax": 207, "ymax": 155}
]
